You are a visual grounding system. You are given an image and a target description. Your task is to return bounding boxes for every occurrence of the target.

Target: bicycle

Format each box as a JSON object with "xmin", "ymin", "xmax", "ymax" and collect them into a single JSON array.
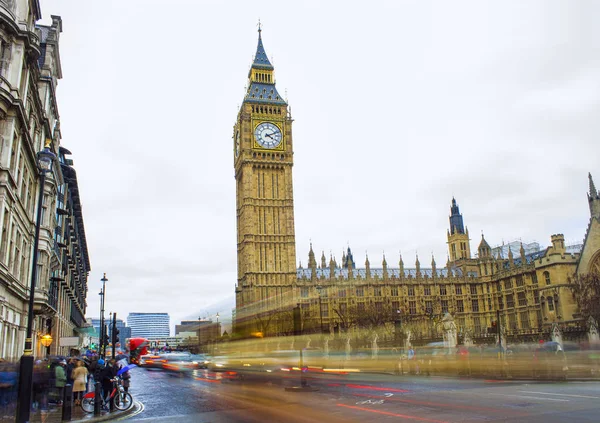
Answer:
[{"xmin": 81, "ymin": 376, "xmax": 133, "ymax": 413}]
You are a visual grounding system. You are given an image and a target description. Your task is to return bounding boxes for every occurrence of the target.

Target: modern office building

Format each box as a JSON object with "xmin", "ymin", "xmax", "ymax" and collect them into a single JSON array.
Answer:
[
  {"xmin": 0, "ymin": 4, "xmax": 90, "ymax": 359},
  {"xmin": 232, "ymin": 28, "xmax": 600, "ymax": 347},
  {"xmin": 90, "ymin": 317, "xmax": 131, "ymax": 343},
  {"xmin": 127, "ymin": 313, "xmax": 170, "ymax": 338}
]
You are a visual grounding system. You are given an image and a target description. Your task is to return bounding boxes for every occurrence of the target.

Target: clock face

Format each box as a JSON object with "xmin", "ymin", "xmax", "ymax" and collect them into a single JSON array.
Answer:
[
  {"xmin": 235, "ymin": 130, "xmax": 240, "ymax": 157},
  {"xmin": 254, "ymin": 122, "xmax": 282, "ymax": 149}
]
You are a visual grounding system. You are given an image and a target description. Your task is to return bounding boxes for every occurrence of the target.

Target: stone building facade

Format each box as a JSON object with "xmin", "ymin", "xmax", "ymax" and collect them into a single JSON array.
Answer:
[
  {"xmin": 0, "ymin": 1, "xmax": 90, "ymax": 359},
  {"xmin": 233, "ymin": 29, "xmax": 600, "ymax": 346}
]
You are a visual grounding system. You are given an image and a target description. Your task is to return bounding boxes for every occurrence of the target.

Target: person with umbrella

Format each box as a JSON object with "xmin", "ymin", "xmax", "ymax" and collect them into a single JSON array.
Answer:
[{"xmin": 117, "ymin": 363, "xmax": 136, "ymax": 394}]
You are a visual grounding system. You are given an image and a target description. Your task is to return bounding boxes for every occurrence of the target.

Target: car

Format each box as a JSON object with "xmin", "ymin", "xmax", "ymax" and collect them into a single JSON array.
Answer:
[
  {"xmin": 161, "ymin": 353, "xmax": 209, "ymax": 375},
  {"xmin": 138, "ymin": 354, "xmax": 164, "ymax": 369}
]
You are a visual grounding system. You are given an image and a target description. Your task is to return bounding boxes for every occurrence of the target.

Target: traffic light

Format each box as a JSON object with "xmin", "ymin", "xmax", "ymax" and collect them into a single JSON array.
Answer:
[
  {"xmin": 112, "ymin": 327, "xmax": 120, "ymax": 345},
  {"xmin": 103, "ymin": 333, "xmax": 110, "ymax": 346}
]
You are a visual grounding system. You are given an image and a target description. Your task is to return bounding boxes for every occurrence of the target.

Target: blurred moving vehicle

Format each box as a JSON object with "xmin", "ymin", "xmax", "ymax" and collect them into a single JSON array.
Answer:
[
  {"xmin": 138, "ymin": 354, "xmax": 164, "ymax": 369},
  {"xmin": 161, "ymin": 353, "xmax": 211, "ymax": 375}
]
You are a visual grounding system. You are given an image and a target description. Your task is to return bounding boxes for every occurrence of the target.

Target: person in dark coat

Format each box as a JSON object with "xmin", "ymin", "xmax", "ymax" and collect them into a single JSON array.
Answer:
[
  {"xmin": 34, "ymin": 360, "xmax": 52, "ymax": 410},
  {"xmin": 99, "ymin": 359, "xmax": 117, "ymax": 405}
]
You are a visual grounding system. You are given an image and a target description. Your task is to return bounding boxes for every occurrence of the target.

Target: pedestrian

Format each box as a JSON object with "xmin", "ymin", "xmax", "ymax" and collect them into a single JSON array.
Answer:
[
  {"xmin": 407, "ymin": 346, "xmax": 415, "ymax": 374},
  {"xmin": 66, "ymin": 358, "xmax": 76, "ymax": 386},
  {"xmin": 0, "ymin": 359, "xmax": 17, "ymax": 416},
  {"xmin": 99, "ymin": 359, "xmax": 117, "ymax": 407},
  {"xmin": 72, "ymin": 361, "xmax": 88, "ymax": 406},
  {"xmin": 54, "ymin": 360, "xmax": 67, "ymax": 406},
  {"xmin": 118, "ymin": 361, "xmax": 131, "ymax": 394}
]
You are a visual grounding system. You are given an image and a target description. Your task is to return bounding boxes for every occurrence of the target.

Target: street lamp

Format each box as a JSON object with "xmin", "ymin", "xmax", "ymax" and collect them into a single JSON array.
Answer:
[
  {"xmin": 100, "ymin": 273, "xmax": 108, "ymax": 358},
  {"xmin": 16, "ymin": 146, "xmax": 56, "ymax": 423},
  {"xmin": 315, "ymin": 285, "xmax": 324, "ymax": 334}
]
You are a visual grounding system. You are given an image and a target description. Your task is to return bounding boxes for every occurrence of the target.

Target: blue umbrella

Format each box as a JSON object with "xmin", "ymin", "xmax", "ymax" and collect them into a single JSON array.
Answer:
[{"xmin": 117, "ymin": 363, "xmax": 137, "ymax": 376}]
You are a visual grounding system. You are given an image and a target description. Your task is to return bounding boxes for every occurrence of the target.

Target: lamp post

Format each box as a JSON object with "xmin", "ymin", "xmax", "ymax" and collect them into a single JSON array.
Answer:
[
  {"xmin": 99, "ymin": 273, "xmax": 108, "ymax": 358},
  {"xmin": 16, "ymin": 146, "xmax": 56, "ymax": 423},
  {"xmin": 315, "ymin": 285, "xmax": 324, "ymax": 334}
]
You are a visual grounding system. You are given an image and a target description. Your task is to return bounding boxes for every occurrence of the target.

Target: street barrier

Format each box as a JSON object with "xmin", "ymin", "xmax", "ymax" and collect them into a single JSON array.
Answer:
[{"xmin": 61, "ymin": 384, "xmax": 72, "ymax": 421}]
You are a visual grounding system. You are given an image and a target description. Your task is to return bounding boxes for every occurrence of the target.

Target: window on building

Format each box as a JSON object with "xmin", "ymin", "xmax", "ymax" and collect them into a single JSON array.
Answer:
[
  {"xmin": 455, "ymin": 285, "xmax": 462, "ymax": 295},
  {"xmin": 470, "ymin": 284, "xmax": 477, "ymax": 295},
  {"xmin": 441, "ymin": 300, "xmax": 449, "ymax": 313},
  {"xmin": 440, "ymin": 286, "xmax": 447, "ymax": 296},
  {"xmin": 536, "ymin": 310, "xmax": 543, "ymax": 327},
  {"xmin": 340, "ymin": 303, "xmax": 347, "ymax": 315},
  {"xmin": 505, "ymin": 279, "xmax": 512, "ymax": 289},
  {"xmin": 374, "ymin": 287, "xmax": 382, "ymax": 296},
  {"xmin": 474, "ymin": 317, "xmax": 481, "ymax": 334},
  {"xmin": 520, "ymin": 311, "xmax": 530, "ymax": 329},
  {"xmin": 544, "ymin": 271, "xmax": 551, "ymax": 285},
  {"xmin": 471, "ymin": 299, "xmax": 479, "ymax": 312},
  {"xmin": 425, "ymin": 301, "xmax": 432, "ymax": 314},
  {"xmin": 516, "ymin": 275, "xmax": 524, "ymax": 287},
  {"xmin": 322, "ymin": 304, "xmax": 329, "ymax": 318},
  {"xmin": 532, "ymin": 272, "xmax": 538, "ymax": 284},
  {"xmin": 357, "ymin": 302, "xmax": 365, "ymax": 313},
  {"xmin": 409, "ymin": 301, "xmax": 416, "ymax": 315},
  {"xmin": 392, "ymin": 301, "xmax": 400, "ymax": 313},
  {"xmin": 375, "ymin": 302, "xmax": 383, "ymax": 312},
  {"xmin": 533, "ymin": 290, "xmax": 540, "ymax": 304},
  {"xmin": 498, "ymin": 297, "xmax": 504, "ymax": 310},
  {"xmin": 457, "ymin": 300, "xmax": 464, "ymax": 313},
  {"xmin": 547, "ymin": 296, "xmax": 555, "ymax": 311},
  {"xmin": 509, "ymin": 314, "xmax": 517, "ymax": 330},
  {"xmin": 391, "ymin": 287, "xmax": 399, "ymax": 296},
  {"xmin": 518, "ymin": 292, "xmax": 527, "ymax": 307},
  {"xmin": 424, "ymin": 287, "xmax": 431, "ymax": 296},
  {"xmin": 356, "ymin": 287, "xmax": 364, "ymax": 297},
  {"xmin": 408, "ymin": 286, "xmax": 414, "ymax": 296},
  {"xmin": 338, "ymin": 289, "xmax": 346, "ymax": 298},
  {"xmin": 495, "ymin": 282, "xmax": 500, "ymax": 292},
  {"xmin": 506, "ymin": 294, "xmax": 514, "ymax": 309},
  {"xmin": 301, "ymin": 287, "xmax": 309, "ymax": 298}
]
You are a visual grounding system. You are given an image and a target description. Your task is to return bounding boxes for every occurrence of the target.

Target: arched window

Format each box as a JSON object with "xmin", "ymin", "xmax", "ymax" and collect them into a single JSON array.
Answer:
[
  {"xmin": 547, "ymin": 296, "xmax": 554, "ymax": 311},
  {"xmin": 544, "ymin": 271, "xmax": 551, "ymax": 285}
]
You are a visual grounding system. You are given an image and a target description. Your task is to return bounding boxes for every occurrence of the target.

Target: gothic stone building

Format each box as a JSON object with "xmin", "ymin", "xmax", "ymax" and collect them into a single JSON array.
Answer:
[{"xmin": 233, "ymin": 29, "xmax": 600, "ymax": 346}]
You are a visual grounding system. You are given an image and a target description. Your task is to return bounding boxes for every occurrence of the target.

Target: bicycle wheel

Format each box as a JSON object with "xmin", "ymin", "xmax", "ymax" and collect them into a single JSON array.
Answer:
[
  {"xmin": 113, "ymin": 391, "xmax": 133, "ymax": 411},
  {"xmin": 81, "ymin": 397, "xmax": 95, "ymax": 413}
]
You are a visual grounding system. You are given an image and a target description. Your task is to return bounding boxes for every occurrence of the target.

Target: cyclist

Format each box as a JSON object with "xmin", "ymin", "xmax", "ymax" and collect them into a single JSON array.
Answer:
[{"xmin": 98, "ymin": 359, "xmax": 117, "ymax": 407}]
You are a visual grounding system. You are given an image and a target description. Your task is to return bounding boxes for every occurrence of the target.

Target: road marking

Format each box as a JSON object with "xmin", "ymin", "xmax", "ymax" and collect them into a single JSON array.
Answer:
[
  {"xmin": 351, "ymin": 393, "xmax": 528, "ymax": 415},
  {"xmin": 490, "ymin": 393, "xmax": 569, "ymax": 402},
  {"xmin": 337, "ymin": 403, "xmax": 450, "ymax": 423},
  {"xmin": 346, "ymin": 384, "xmax": 409, "ymax": 393},
  {"xmin": 518, "ymin": 391, "xmax": 600, "ymax": 399}
]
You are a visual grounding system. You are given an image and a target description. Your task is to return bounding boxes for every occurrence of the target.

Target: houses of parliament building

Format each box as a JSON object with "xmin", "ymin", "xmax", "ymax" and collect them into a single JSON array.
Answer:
[{"xmin": 232, "ymin": 28, "xmax": 600, "ymax": 346}]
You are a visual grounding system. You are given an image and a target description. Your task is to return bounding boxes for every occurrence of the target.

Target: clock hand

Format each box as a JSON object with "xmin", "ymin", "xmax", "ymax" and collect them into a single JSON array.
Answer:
[{"xmin": 265, "ymin": 133, "xmax": 275, "ymax": 139}]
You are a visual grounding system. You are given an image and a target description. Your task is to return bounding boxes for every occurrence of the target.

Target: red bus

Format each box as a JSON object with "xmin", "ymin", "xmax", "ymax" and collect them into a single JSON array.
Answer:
[{"xmin": 127, "ymin": 338, "xmax": 149, "ymax": 364}]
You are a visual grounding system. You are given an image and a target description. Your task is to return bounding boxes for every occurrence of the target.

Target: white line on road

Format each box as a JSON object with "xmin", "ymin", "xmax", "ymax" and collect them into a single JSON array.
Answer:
[
  {"xmin": 518, "ymin": 391, "xmax": 600, "ymax": 399},
  {"xmin": 490, "ymin": 393, "xmax": 570, "ymax": 402}
]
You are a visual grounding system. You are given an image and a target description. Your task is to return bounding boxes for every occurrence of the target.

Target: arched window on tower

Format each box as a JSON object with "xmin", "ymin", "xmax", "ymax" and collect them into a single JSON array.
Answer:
[
  {"xmin": 547, "ymin": 296, "xmax": 554, "ymax": 311},
  {"xmin": 544, "ymin": 271, "xmax": 551, "ymax": 285}
]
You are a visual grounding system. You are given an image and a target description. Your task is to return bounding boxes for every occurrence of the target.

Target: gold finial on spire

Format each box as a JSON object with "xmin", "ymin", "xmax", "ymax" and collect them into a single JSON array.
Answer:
[{"xmin": 44, "ymin": 139, "xmax": 52, "ymax": 148}]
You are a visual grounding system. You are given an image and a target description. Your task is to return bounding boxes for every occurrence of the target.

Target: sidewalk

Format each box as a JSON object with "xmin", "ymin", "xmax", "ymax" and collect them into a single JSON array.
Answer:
[{"xmin": 0, "ymin": 400, "xmax": 142, "ymax": 423}]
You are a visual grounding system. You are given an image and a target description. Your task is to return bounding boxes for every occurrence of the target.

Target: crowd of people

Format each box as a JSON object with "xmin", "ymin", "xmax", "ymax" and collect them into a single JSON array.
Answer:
[{"xmin": 0, "ymin": 355, "xmax": 132, "ymax": 418}]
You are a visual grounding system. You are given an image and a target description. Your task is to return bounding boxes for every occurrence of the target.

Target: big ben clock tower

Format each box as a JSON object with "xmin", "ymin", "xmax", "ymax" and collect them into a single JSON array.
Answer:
[{"xmin": 233, "ymin": 27, "xmax": 297, "ymax": 335}]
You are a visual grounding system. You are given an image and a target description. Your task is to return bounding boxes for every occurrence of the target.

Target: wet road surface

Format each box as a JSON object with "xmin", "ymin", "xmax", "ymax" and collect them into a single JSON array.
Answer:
[{"xmin": 127, "ymin": 367, "xmax": 600, "ymax": 422}]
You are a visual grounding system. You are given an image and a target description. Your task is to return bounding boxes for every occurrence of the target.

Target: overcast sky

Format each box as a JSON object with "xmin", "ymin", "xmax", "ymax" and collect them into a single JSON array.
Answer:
[{"xmin": 40, "ymin": 0, "xmax": 600, "ymax": 333}]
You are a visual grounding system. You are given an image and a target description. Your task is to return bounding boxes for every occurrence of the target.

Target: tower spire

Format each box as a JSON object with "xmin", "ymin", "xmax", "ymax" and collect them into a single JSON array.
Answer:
[
  {"xmin": 588, "ymin": 172, "xmax": 600, "ymax": 218},
  {"xmin": 590, "ymin": 172, "xmax": 598, "ymax": 198}
]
